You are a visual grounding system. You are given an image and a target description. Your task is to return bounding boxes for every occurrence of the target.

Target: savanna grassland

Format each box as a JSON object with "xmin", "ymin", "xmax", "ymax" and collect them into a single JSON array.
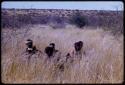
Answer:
[{"xmin": 1, "ymin": 9, "xmax": 124, "ymax": 84}]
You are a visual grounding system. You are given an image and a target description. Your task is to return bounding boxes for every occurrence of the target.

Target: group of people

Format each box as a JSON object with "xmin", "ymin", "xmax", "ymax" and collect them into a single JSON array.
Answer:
[
  {"xmin": 24, "ymin": 39, "xmax": 85, "ymax": 71},
  {"xmin": 25, "ymin": 39, "xmax": 84, "ymax": 57}
]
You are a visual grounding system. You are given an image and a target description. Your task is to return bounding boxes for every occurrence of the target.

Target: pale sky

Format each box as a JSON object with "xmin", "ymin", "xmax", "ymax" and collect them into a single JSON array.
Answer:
[{"xmin": 1, "ymin": 1, "xmax": 124, "ymax": 11}]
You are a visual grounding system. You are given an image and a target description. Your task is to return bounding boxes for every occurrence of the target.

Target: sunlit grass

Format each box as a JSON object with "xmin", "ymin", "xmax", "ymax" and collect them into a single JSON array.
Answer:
[{"xmin": 1, "ymin": 25, "xmax": 123, "ymax": 84}]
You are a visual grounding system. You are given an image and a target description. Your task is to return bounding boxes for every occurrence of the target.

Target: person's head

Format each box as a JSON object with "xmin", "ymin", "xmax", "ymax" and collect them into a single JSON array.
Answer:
[
  {"xmin": 49, "ymin": 43, "xmax": 55, "ymax": 48},
  {"xmin": 74, "ymin": 41, "xmax": 83, "ymax": 51},
  {"xmin": 25, "ymin": 39, "xmax": 33, "ymax": 48}
]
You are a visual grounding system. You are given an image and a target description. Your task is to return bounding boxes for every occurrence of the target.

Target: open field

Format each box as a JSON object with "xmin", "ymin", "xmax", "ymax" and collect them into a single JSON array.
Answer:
[{"xmin": 1, "ymin": 24, "xmax": 123, "ymax": 84}]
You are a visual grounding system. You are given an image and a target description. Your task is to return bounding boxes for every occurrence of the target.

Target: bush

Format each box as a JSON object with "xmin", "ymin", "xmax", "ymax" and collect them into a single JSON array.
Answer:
[
  {"xmin": 70, "ymin": 12, "xmax": 87, "ymax": 28},
  {"xmin": 49, "ymin": 15, "xmax": 66, "ymax": 29}
]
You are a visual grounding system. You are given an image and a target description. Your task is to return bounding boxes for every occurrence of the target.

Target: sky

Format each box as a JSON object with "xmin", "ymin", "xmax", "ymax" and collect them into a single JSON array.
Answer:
[{"xmin": 1, "ymin": 1, "xmax": 124, "ymax": 11}]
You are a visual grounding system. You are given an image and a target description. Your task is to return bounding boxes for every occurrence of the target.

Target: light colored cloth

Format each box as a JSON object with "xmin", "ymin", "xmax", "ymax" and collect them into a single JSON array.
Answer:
[{"xmin": 27, "ymin": 48, "xmax": 33, "ymax": 51}]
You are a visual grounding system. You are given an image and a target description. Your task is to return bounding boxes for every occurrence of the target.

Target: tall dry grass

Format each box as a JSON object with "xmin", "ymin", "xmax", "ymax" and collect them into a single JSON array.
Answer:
[{"xmin": 1, "ymin": 25, "xmax": 123, "ymax": 84}]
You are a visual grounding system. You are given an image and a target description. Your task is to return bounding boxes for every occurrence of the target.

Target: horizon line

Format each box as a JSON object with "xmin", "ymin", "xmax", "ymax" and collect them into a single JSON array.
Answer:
[{"xmin": 2, "ymin": 8, "xmax": 123, "ymax": 11}]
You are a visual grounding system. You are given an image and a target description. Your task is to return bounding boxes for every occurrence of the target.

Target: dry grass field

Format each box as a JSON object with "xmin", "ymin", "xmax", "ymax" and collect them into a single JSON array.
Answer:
[{"xmin": 1, "ymin": 24, "xmax": 123, "ymax": 84}]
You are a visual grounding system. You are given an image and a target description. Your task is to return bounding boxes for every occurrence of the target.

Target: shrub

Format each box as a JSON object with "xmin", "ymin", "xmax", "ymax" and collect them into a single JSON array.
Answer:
[
  {"xmin": 49, "ymin": 15, "xmax": 66, "ymax": 29},
  {"xmin": 70, "ymin": 12, "xmax": 87, "ymax": 28}
]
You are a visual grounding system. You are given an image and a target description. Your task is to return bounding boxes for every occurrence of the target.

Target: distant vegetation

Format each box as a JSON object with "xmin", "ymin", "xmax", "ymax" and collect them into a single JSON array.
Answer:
[
  {"xmin": 1, "ymin": 9, "xmax": 123, "ymax": 35},
  {"xmin": 70, "ymin": 11, "xmax": 87, "ymax": 28}
]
